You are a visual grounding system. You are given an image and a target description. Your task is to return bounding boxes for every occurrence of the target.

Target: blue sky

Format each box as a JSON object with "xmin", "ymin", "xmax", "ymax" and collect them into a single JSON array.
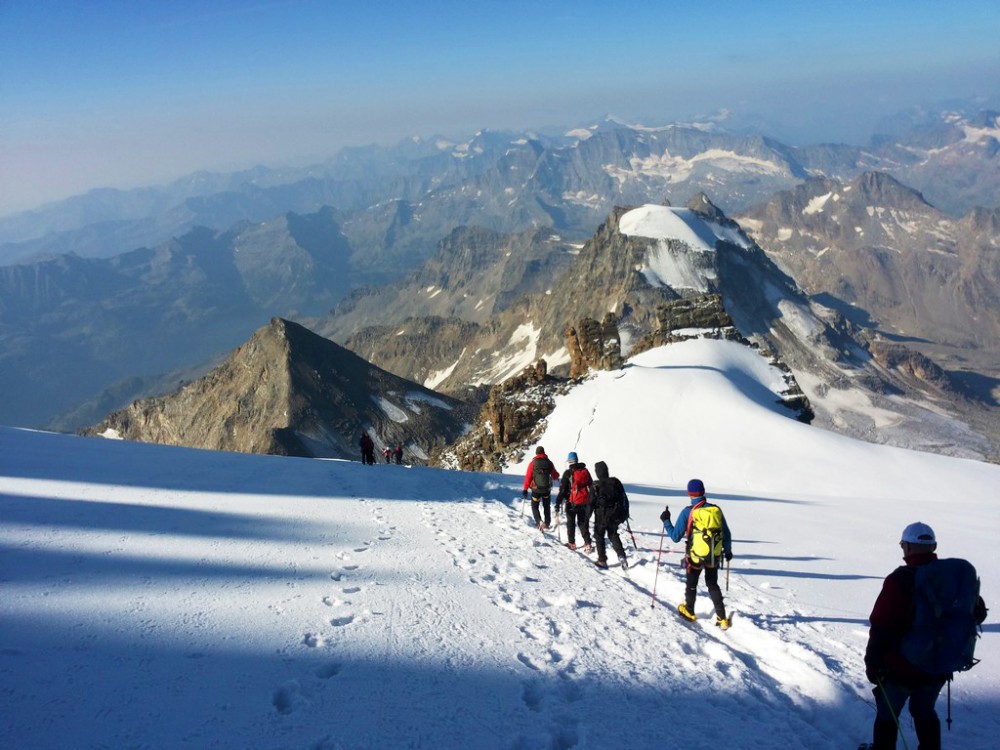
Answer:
[{"xmin": 1, "ymin": 0, "xmax": 998, "ymax": 215}]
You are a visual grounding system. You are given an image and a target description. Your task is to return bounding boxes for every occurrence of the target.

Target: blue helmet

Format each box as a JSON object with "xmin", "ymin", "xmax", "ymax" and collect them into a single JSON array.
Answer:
[{"xmin": 567, "ymin": 451, "xmax": 578, "ymax": 463}]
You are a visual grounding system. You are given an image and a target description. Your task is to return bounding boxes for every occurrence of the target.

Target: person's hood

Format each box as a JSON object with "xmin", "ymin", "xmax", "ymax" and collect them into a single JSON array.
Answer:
[{"xmin": 594, "ymin": 461, "xmax": 609, "ymax": 480}]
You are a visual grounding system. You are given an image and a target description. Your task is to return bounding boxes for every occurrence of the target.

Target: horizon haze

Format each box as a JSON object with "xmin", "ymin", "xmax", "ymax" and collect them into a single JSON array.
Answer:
[{"xmin": 2, "ymin": 0, "xmax": 999, "ymax": 216}]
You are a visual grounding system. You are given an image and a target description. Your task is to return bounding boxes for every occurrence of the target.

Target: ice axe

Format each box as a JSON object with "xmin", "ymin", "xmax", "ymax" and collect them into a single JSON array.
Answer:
[{"xmin": 624, "ymin": 519, "xmax": 638, "ymax": 551}]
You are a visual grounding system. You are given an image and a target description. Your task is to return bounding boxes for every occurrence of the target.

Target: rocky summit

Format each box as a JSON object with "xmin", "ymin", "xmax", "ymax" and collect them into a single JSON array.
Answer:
[{"xmin": 82, "ymin": 318, "xmax": 476, "ymax": 462}]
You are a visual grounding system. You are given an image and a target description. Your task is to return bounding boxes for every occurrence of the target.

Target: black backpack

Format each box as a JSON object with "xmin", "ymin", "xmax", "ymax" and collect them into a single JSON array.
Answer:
[
  {"xmin": 531, "ymin": 457, "xmax": 554, "ymax": 493},
  {"xmin": 596, "ymin": 477, "xmax": 629, "ymax": 523},
  {"xmin": 900, "ymin": 558, "xmax": 982, "ymax": 675}
]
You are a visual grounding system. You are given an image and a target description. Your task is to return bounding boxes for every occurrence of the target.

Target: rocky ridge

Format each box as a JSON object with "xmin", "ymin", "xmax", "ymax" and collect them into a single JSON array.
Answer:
[
  {"xmin": 736, "ymin": 172, "xmax": 1000, "ymax": 454},
  {"xmin": 82, "ymin": 318, "xmax": 475, "ymax": 462},
  {"xmin": 435, "ymin": 360, "xmax": 570, "ymax": 473},
  {"xmin": 736, "ymin": 172, "xmax": 1000, "ymax": 354}
]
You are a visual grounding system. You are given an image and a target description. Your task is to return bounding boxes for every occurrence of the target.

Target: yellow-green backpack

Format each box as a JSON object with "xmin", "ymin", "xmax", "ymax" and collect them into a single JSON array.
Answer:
[{"xmin": 686, "ymin": 501, "xmax": 724, "ymax": 566}]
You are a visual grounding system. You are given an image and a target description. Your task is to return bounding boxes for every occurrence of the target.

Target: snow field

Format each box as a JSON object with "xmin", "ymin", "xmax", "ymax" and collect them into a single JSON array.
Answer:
[{"xmin": 2, "ymin": 338, "xmax": 998, "ymax": 748}]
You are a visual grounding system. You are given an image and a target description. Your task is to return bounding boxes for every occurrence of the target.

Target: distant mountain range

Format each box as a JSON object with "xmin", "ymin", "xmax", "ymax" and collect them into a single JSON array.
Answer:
[
  {"xmin": 2, "ymin": 107, "xmax": 998, "ymax": 462},
  {"xmin": 2, "ymin": 108, "xmax": 997, "ymax": 269},
  {"xmin": 0, "ymin": 208, "xmax": 353, "ymax": 427}
]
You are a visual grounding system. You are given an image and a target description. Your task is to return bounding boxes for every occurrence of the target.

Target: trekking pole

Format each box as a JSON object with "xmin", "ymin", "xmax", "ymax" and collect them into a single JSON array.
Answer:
[
  {"xmin": 946, "ymin": 679, "xmax": 953, "ymax": 731},
  {"xmin": 625, "ymin": 519, "xmax": 639, "ymax": 551},
  {"xmin": 520, "ymin": 494, "xmax": 525, "ymax": 517},
  {"xmin": 651, "ymin": 527, "xmax": 666, "ymax": 609},
  {"xmin": 556, "ymin": 507, "xmax": 562, "ymax": 544},
  {"xmin": 726, "ymin": 556, "xmax": 731, "ymax": 592}
]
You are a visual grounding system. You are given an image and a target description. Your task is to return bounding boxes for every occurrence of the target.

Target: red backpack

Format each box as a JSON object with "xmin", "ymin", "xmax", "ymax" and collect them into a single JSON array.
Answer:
[{"xmin": 569, "ymin": 467, "xmax": 592, "ymax": 505}]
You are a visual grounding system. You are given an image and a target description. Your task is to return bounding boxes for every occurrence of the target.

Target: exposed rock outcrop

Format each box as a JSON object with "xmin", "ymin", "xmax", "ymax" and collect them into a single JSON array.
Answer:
[
  {"xmin": 629, "ymin": 294, "xmax": 742, "ymax": 354},
  {"xmin": 433, "ymin": 360, "xmax": 571, "ymax": 472},
  {"xmin": 566, "ymin": 314, "xmax": 624, "ymax": 379},
  {"xmin": 867, "ymin": 339, "xmax": 952, "ymax": 391}
]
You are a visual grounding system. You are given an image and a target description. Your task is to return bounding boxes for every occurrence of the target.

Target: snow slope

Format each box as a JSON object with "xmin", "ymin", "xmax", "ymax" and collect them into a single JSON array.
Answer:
[{"xmin": 2, "ymin": 340, "xmax": 998, "ymax": 749}]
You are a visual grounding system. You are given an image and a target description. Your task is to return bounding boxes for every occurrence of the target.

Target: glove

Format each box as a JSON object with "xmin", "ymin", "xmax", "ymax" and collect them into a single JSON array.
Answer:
[
  {"xmin": 725, "ymin": 551, "xmax": 733, "ymax": 562},
  {"xmin": 522, "ymin": 489, "xmax": 528, "ymax": 499},
  {"xmin": 659, "ymin": 507, "xmax": 671, "ymax": 522},
  {"xmin": 555, "ymin": 503, "xmax": 562, "ymax": 514}
]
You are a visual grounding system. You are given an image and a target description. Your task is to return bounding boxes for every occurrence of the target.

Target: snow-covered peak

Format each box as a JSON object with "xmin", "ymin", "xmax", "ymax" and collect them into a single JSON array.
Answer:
[
  {"xmin": 619, "ymin": 204, "xmax": 721, "ymax": 292},
  {"xmin": 619, "ymin": 204, "xmax": 718, "ymax": 252}
]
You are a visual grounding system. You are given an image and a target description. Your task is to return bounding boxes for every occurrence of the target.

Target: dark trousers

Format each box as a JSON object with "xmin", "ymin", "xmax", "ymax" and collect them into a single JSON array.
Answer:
[
  {"xmin": 594, "ymin": 518, "xmax": 625, "ymax": 561},
  {"xmin": 530, "ymin": 494, "xmax": 551, "ymax": 526},
  {"xmin": 565, "ymin": 503, "xmax": 592, "ymax": 545},
  {"xmin": 685, "ymin": 563, "xmax": 726, "ymax": 618},
  {"xmin": 871, "ymin": 677, "xmax": 946, "ymax": 750}
]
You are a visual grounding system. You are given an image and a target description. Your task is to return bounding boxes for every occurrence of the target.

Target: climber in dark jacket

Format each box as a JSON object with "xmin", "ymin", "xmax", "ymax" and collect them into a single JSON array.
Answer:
[
  {"xmin": 591, "ymin": 460, "xmax": 628, "ymax": 569},
  {"xmin": 863, "ymin": 522, "xmax": 988, "ymax": 750},
  {"xmin": 522, "ymin": 446, "xmax": 559, "ymax": 530}
]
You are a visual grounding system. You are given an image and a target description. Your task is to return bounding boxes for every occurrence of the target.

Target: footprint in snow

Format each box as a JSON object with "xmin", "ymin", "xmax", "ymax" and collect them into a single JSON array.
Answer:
[
  {"xmin": 516, "ymin": 652, "xmax": 539, "ymax": 671},
  {"xmin": 521, "ymin": 681, "xmax": 544, "ymax": 711},
  {"xmin": 558, "ymin": 679, "xmax": 583, "ymax": 703},
  {"xmin": 314, "ymin": 662, "xmax": 342, "ymax": 679},
  {"xmin": 330, "ymin": 565, "xmax": 359, "ymax": 581},
  {"xmin": 272, "ymin": 680, "xmax": 307, "ymax": 715}
]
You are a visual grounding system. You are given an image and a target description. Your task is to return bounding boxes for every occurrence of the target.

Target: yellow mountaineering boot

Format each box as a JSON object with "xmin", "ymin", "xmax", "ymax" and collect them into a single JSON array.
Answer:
[
  {"xmin": 715, "ymin": 615, "xmax": 731, "ymax": 630},
  {"xmin": 677, "ymin": 603, "xmax": 697, "ymax": 621}
]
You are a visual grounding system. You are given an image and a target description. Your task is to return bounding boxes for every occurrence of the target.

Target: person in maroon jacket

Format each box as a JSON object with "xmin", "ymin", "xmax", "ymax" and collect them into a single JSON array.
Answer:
[
  {"xmin": 522, "ymin": 446, "xmax": 560, "ymax": 530},
  {"xmin": 863, "ymin": 522, "xmax": 988, "ymax": 750}
]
